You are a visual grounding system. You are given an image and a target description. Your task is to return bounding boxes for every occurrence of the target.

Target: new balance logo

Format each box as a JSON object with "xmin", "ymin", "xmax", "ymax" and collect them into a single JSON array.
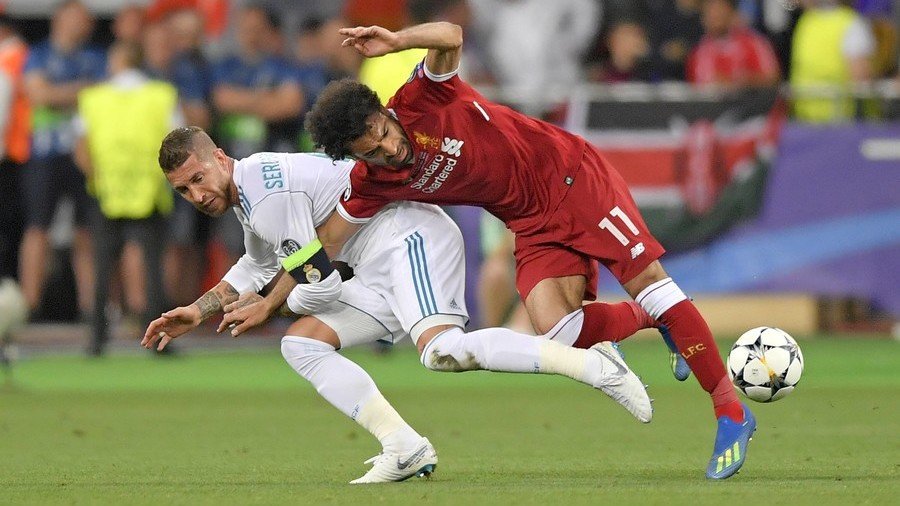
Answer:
[
  {"xmin": 441, "ymin": 137, "xmax": 464, "ymax": 157},
  {"xmin": 630, "ymin": 242, "xmax": 645, "ymax": 259}
]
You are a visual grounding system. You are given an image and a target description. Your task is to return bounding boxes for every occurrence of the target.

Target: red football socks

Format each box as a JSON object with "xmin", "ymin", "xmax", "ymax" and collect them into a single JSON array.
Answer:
[
  {"xmin": 573, "ymin": 301, "xmax": 656, "ymax": 349},
  {"xmin": 659, "ymin": 300, "xmax": 743, "ymax": 423}
]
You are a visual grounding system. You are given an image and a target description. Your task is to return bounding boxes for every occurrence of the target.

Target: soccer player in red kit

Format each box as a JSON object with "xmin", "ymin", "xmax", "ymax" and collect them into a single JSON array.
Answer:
[{"xmin": 303, "ymin": 22, "xmax": 756, "ymax": 479}]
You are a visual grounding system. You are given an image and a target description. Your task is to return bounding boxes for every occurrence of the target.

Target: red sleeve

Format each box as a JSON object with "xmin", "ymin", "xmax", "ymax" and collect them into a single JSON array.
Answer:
[
  {"xmin": 747, "ymin": 33, "xmax": 780, "ymax": 79},
  {"xmin": 336, "ymin": 162, "xmax": 389, "ymax": 224},
  {"xmin": 388, "ymin": 59, "xmax": 463, "ymax": 113}
]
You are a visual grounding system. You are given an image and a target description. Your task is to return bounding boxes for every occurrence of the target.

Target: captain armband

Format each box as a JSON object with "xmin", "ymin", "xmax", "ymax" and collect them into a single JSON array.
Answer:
[{"xmin": 281, "ymin": 239, "xmax": 335, "ymax": 284}]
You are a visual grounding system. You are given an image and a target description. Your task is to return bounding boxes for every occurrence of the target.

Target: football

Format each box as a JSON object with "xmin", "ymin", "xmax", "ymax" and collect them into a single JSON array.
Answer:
[{"xmin": 727, "ymin": 327, "xmax": 804, "ymax": 402}]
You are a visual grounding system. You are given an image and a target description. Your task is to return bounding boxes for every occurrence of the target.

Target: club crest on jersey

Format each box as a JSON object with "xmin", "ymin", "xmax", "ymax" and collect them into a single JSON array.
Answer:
[
  {"xmin": 408, "ymin": 62, "xmax": 424, "ymax": 83},
  {"xmin": 413, "ymin": 131, "xmax": 440, "ymax": 149},
  {"xmin": 303, "ymin": 264, "xmax": 321, "ymax": 283},
  {"xmin": 441, "ymin": 137, "xmax": 464, "ymax": 157},
  {"xmin": 282, "ymin": 239, "xmax": 301, "ymax": 255}
]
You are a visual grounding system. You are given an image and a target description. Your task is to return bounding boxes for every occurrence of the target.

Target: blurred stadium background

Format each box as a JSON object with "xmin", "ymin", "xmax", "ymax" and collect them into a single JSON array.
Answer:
[{"xmin": 0, "ymin": 0, "xmax": 897, "ymax": 504}]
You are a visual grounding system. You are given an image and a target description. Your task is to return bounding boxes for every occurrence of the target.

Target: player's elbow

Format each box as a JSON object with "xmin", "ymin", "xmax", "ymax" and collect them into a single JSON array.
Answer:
[{"xmin": 446, "ymin": 22, "xmax": 463, "ymax": 49}]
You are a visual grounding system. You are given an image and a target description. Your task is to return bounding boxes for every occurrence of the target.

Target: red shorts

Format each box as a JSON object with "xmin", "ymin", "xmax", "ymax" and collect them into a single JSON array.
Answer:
[{"xmin": 514, "ymin": 146, "xmax": 665, "ymax": 301}]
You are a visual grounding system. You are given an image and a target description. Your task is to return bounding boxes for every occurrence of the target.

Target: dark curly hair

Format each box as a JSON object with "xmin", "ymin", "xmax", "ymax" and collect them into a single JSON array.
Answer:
[{"xmin": 304, "ymin": 78, "xmax": 382, "ymax": 160}]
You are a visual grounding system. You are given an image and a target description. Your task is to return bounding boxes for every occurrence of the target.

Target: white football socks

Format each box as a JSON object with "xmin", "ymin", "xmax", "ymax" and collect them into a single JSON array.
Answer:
[
  {"xmin": 635, "ymin": 277, "xmax": 687, "ymax": 320},
  {"xmin": 280, "ymin": 336, "xmax": 421, "ymax": 454},
  {"xmin": 541, "ymin": 308, "xmax": 585, "ymax": 346},
  {"xmin": 419, "ymin": 318, "xmax": 593, "ymax": 385}
]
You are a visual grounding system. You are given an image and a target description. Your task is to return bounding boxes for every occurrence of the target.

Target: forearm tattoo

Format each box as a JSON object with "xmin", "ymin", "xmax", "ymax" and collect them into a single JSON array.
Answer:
[{"xmin": 193, "ymin": 283, "xmax": 239, "ymax": 321}]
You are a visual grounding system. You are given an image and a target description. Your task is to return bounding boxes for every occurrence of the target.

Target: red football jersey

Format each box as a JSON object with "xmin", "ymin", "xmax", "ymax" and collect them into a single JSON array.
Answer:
[
  {"xmin": 338, "ymin": 60, "xmax": 586, "ymax": 235},
  {"xmin": 686, "ymin": 26, "xmax": 780, "ymax": 85}
]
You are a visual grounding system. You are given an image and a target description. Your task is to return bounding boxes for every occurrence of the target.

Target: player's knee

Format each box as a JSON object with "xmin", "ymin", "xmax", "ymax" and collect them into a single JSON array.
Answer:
[
  {"xmin": 419, "ymin": 328, "xmax": 478, "ymax": 372},
  {"xmin": 280, "ymin": 335, "xmax": 333, "ymax": 377},
  {"xmin": 623, "ymin": 260, "xmax": 668, "ymax": 299},
  {"xmin": 525, "ymin": 277, "xmax": 584, "ymax": 333}
]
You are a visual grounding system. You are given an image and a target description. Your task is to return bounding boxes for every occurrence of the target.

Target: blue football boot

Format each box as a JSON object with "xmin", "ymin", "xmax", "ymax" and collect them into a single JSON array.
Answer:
[
  {"xmin": 659, "ymin": 324, "xmax": 691, "ymax": 381},
  {"xmin": 706, "ymin": 403, "xmax": 757, "ymax": 479}
]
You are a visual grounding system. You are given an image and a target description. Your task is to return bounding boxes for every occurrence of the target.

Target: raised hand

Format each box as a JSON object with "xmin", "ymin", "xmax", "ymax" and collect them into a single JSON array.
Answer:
[
  {"xmin": 339, "ymin": 25, "xmax": 401, "ymax": 58},
  {"xmin": 141, "ymin": 305, "xmax": 202, "ymax": 351},
  {"xmin": 219, "ymin": 292, "xmax": 272, "ymax": 337}
]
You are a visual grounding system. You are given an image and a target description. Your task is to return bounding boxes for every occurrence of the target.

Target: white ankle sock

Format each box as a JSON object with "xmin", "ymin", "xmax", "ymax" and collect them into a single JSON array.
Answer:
[
  {"xmin": 635, "ymin": 277, "xmax": 687, "ymax": 320},
  {"xmin": 281, "ymin": 336, "xmax": 421, "ymax": 453},
  {"xmin": 541, "ymin": 308, "xmax": 585, "ymax": 346}
]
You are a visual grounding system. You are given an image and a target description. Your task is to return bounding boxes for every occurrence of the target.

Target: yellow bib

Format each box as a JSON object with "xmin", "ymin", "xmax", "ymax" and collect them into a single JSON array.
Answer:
[
  {"xmin": 790, "ymin": 7, "xmax": 858, "ymax": 122},
  {"xmin": 79, "ymin": 81, "xmax": 177, "ymax": 218}
]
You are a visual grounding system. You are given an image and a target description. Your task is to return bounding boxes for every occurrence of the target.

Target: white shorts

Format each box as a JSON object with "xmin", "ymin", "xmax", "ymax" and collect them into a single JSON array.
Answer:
[{"xmin": 315, "ymin": 202, "xmax": 469, "ymax": 348}]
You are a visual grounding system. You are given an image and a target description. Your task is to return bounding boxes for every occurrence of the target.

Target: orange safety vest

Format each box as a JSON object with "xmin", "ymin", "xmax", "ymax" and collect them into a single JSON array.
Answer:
[{"xmin": 0, "ymin": 37, "xmax": 29, "ymax": 163}]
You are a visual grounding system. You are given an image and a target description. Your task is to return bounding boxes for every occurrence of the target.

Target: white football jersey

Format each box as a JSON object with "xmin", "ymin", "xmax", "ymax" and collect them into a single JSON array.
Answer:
[{"xmin": 222, "ymin": 152, "xmax": 354, "ymax": 294}]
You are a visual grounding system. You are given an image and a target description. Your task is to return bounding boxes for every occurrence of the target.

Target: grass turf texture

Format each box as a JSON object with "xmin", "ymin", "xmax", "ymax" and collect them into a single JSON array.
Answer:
[{"xmin": 1, "ymin": 337, "xmax": 897, "ymax": 505}]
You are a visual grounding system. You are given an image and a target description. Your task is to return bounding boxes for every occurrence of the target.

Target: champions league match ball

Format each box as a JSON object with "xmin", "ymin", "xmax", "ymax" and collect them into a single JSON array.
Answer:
[{"xmin": 727, "ymin": 327, "xmax": 804, "ymax": 403}]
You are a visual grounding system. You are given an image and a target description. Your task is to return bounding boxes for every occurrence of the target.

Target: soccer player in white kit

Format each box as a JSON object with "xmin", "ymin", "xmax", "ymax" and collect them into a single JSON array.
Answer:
[{"xmin": 142, "ymin": 127, "xmax": 650, "ymax": 484}]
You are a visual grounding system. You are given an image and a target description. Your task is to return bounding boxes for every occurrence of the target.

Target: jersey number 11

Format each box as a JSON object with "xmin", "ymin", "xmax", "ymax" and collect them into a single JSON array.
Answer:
[{"xmin": 598, "ymin": 206, "xmax": 640, "ymax": 246}]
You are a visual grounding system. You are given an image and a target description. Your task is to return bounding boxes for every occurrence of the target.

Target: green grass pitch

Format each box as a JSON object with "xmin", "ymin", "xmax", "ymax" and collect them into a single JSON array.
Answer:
[{"xmin": 1, "ymin": 337, "xmax": 897, "ymax": 505}]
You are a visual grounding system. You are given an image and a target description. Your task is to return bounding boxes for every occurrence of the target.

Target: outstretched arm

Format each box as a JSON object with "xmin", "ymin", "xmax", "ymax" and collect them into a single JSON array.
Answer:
[
  {"xmin": 219, "ymin": 210, "xmax": 362, "ymax": 335},
  {"xmin": 340, "ymin": 22, "xmax": 462, "ymax": 76},
  {"xmin": 218, "ymin": 270, "xmax": 298, "ymax": 335},
  {"xmin": 141, "ymin": 280, "xmax": 239, "ymax": 351}
]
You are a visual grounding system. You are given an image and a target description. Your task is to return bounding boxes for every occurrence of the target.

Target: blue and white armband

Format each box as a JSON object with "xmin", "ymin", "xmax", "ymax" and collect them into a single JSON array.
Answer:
[{"xmin": 281, "ymin": 239, "xmax": 335, "ymax": 285}]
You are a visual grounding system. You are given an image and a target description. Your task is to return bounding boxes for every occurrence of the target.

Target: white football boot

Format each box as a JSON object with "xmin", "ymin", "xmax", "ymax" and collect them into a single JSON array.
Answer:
[
  {"xmin": 587, "ymin": 341, "xmax": 653, "ymax": 423},
  {"xmin": 349, "ymin": 437, "xmax": 438, "ymax": 484}
]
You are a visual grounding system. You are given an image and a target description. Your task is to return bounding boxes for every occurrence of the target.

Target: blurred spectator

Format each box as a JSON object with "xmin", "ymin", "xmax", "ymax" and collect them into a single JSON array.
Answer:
[
  {"xmin": 168, "ymin": 7, "xmax": 206, "ymax": 55},
  {"xmin": 853, "ymin": 0, "xmax": 897, "ymax": 77},
  {"xmin": 211, "ymin": 4, "xmax": 304, "ymax": 158},
  {"xmin": 258, "ymin": 6, "xmax": 287, "ymax": 57},
  {"xmin": 20, "ymin": 0, "xmax": 104, "ymax": 320},
  {"xmin": 145, "ymin": 17, "xmax": 211, "ymax": 129},
  {"xmin": 293, "ymin": 16, "xmax": 362, "ymax": 151},
  {"xmin": 113, "ymin": 3, "xmax": 146, "ymax": 44},
  {"xmin": 686, "ymin": 0, "xmax": 781, "ymax": 89},
  {"xmin": 646, "ymin": 0, "xmax": 704, "ymax": 80},
  {"xmin": 143, "ymin": 14, "xmax": 219, "ymax": 306},
  {"xmin": 210, "ymin": 4, "xmax": 301, "ymax": 283},
  {"xmin": 295, "ymin": 16, "xmax": 362, "ymax": 84},
  {"xmin": 470, "ymin": 0, "xmax": 600, "ymax": 115},
  {"xmin": 146, "ymin": 0, "xmax": 230, "ymax": 40},
  {"xmin": 0, "ymin": 14, "xmax": 28, "ymax": 281},
  {"xmin": 757, "ymin": 0, "xmax": 802, "ymax": 75},
  {"xmin": 293, "ymin": 18, "xmax": 335, "ymax": 105},
  {"xmin": 74, "ymin": 41, "xmax": 179, "ymax": 356},
  {"xmin": 790, "ymin": 0, "xmax": 876, "ymax": 122},
  {"xmin": 589, "ymin": 19, "xmax": 653, "ymax": 83}
]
